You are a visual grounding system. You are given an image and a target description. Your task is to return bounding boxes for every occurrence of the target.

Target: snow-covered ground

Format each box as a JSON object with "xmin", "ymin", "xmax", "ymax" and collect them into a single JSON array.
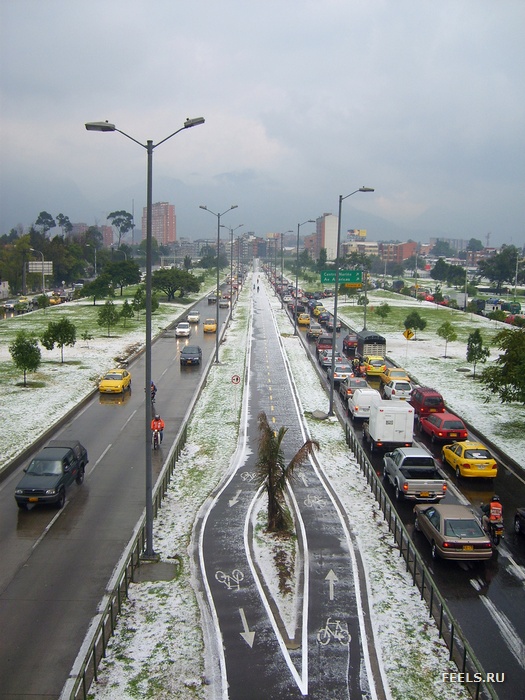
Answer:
[{"xmin": 5, "ymin": 279, "xmax": 520, "ymax": 698}]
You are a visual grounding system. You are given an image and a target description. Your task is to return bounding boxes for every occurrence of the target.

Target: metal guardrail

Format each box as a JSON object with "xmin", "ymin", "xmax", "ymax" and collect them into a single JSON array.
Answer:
[{"xmin": 345, "ymin": 426, "xmax": 499, "ymax": 700}]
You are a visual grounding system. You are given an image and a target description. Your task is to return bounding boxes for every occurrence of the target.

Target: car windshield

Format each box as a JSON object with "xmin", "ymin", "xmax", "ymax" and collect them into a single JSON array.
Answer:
[
  {"xmin": 465, "ymin": 449, "xmax": 491, "ymax": 459},
  {"xmin": 445, "ymin": 519, "xmax": 484, "ymax": 539},
  {"xmin": 104, "ymin": 373, "xmax": 122, "ymax": 381},
  {"xmin": 27, "ymin": 459, "xmax": 63, "ymax": 476}
]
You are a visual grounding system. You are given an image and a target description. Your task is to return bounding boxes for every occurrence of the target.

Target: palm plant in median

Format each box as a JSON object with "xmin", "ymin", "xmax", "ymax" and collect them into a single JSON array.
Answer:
[{"xmin": 256, "ymin": 411, "xmax": 319, "ymax": 533}]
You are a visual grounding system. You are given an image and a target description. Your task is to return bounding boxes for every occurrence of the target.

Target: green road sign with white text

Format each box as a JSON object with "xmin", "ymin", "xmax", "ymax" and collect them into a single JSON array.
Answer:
[{"xmin": 320, "ymin": 270, "xmax": 363, "ymax": 284}]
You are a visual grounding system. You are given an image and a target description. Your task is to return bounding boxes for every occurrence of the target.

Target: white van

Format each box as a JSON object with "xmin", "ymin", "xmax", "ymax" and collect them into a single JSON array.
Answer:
[{"xmin": 348, "ymin": 387, "xmax": 381, "ymax": 421}]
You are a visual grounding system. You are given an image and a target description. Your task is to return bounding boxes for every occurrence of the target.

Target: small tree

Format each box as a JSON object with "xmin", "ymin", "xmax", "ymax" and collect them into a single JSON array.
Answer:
[
  {"xmin": 41, "ymin": 318, "xmax": 77, "ymax": 363},
  {"xmin": 9, "ymin": 331, "xmax": 41, "ymax": 386},
  {"xmin": 403, "ymin": 310, "xmax": 427, "ymax": 339},
  {"xmin": 375, "ymin": 302, "xmax": 391, "ymax": 320},
  {"xmin": 133, "ymin": 286, "xmax": 146, "ymax": 317},
  {"xmin": 35, "ymin": 294, "xmax": 50, "ymax": 310},
  {"xmin": 437, "ymin": 321, "xmax": 457, "ymax": 358},
  {"xmin": 255, "ymin": 411, "xmax": 319, "ymax": 533},
  {"xmin": 466, "ymin": 329, "xmax": 490, "ymax": 378},
  {"xmin": 480, "ymin": 328, "xmax": 525, "ymax": 403},
  {"xmin": 98, "ymin": 300, "xmax": 120, "ymax": 337},
  {"xmin": 120, "ymin": 299, "xmax": 134, "ymax": 327}
]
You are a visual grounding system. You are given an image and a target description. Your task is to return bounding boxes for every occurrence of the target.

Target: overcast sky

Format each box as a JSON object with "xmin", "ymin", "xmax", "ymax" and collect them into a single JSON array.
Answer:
[{"xmin": 1, "ymin": 0, "xmax": 524, "ymax": 247}]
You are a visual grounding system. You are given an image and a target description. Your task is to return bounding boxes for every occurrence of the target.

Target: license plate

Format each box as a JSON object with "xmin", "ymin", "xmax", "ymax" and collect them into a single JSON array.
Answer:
[
  {"xmin": 463, "ymin": 545, "xmax": 473, "ymax": 551},
  {"xmin": 420, "ymin": 492, "xmax": 430, "ymax": 497},
  {"xmin": 29, "ymin": 497, "xmax": 39, "ymax": 502},
  {"xmin": 449, "ymin": 432, "xmax": 457, "ymax": 437},
  {"xmin": 477, "ymin": 464, "xmax": 488, "ymax": 469}
]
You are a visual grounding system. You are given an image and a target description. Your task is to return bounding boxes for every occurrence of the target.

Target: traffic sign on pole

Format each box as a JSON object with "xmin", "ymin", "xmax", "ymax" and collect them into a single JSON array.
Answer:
[{"xmin": 320, "ymin": 270, "xmax": 362, "ymax": 284}]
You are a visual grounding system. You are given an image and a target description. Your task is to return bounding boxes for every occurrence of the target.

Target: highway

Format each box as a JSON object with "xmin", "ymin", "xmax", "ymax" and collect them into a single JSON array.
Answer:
[
  {"xmin": 0, "ymin": 295, "xmax": 231, "ymax": 698},
  {"xmin": 291, "ymin": 290, "xmax": 525, "ymax": 700}
]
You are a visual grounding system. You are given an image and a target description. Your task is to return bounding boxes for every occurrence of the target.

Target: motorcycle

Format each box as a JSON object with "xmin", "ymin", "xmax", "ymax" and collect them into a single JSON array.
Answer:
[
  {"xmin": 486, "ymin": 520, "xmax": 504, "ymax": 546},
  {"xmin": 152, "ymin": 429, "xmax": 160, "ymax": 450}
]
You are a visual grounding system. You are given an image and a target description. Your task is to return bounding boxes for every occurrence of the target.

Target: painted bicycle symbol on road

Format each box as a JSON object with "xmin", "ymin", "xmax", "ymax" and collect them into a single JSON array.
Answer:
[
  {"xmin": 304, "ymin": 493, "xmax": 326, "ymax": 509},
  {"xmin": 317, "ymin": 617, "xmax": 351, "ymax": 646},
  {"xmin": 215, "ymin": 569, "xmax": 244, "ymax": 591},
  {"xmin": 240, "ymin": 471, "xmax": 257, "ymax": 483}
]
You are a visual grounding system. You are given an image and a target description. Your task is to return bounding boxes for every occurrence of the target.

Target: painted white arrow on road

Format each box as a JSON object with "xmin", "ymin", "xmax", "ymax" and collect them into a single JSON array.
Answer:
[
  {"xmin": 301, "ymin": 474, "xmax": 309, "ymax": 487},
  {"xmin": 229, "ymin": 489, "xmax": 242, "ymax": 507},
  {"xmin": 325, "ymin": 569, "xmax": 338, "ymax": 601},
  {"xmin": 239, "ymin": 608, "xmax": 255, "ymax": 647}
]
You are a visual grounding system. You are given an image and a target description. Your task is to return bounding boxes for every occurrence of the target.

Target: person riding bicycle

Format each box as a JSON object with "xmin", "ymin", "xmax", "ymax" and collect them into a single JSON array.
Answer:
[
  {"xmin": 150, "ymin": 381, "xmax": 157, "ymax": 402},
  {"xmin": 481, "ymin": 494, "xmax": 503, "ymax": 532},
  {"xmin": 151, "ymin": 414, "xmax": 165, "ymax": 443}
]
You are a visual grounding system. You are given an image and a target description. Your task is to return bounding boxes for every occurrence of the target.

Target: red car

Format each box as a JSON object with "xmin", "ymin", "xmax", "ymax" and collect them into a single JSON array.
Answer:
[{"xmin": 419, "ymin": 411, "xmax": 468, "ymax": 443}]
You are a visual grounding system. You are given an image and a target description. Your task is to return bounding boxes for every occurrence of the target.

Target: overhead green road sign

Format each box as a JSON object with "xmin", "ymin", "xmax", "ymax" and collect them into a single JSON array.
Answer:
[{"xmin": 320, "ymin": 270, "xmax": 363, "ymax": 284}]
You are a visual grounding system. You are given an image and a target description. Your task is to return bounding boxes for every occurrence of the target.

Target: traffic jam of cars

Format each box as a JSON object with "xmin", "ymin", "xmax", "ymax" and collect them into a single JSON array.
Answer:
[{"xmin": 272, "ymin": 275, "xmax": 522, "ymax": 562}]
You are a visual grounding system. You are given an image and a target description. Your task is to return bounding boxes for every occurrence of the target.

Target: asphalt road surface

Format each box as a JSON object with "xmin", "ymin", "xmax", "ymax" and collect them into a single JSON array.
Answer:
[{"xmin": 0, "ymin": 295, "xmax": 231, "ymax": 698}]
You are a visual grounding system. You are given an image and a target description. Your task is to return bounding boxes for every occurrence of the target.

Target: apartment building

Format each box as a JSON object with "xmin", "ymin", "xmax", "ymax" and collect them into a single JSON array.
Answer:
[{"xmin": 141, "ymin": 202, "xmax": 176, "ymax": 246}]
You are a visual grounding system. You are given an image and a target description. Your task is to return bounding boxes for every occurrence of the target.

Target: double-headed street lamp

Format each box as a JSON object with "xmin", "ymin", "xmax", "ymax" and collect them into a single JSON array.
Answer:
[
  {"xmin": 86, "ymin": 116, "xmax": 205, "ymax": 559},
  {"xmin": 328, "ymin": 187, "xmax": 374, "ymax": 416},
  {"xmin": 30, "ymin": 248, "xmax": 45, "ymax": 295},
  {"xmin": 221, "ymin": 223, "xmax": 243, "ymax": 318},
  {"xmin": 200, "ymin": 205, "xmax": 238, "ymax": 363},
  {"xmin": 86, "ymin": 243, "xmax": 97, "ymax": 276},
  {"xmin": 294, "ymin": 220, "xmax": 315, "ymax": 335},
  {"xmin": 279, "ymin": 231, "xmax": 293, "ymax": 306}
]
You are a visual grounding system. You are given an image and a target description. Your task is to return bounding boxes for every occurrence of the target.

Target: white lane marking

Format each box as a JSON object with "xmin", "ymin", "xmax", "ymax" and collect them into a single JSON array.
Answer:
[
  {"xmin": 88, "ymin": 444, "xmax": 111, "ymax": 476},
  {"xmin": 121, "ymin": 409, "xmax": 137, "ymax": 431},
  {"xmin": 479, "ymin": 595, "xmax": 525, "ymax": 670},
  {"xmin": 32, "ymin": 506, "xmax": 68, "ymax": 551}
]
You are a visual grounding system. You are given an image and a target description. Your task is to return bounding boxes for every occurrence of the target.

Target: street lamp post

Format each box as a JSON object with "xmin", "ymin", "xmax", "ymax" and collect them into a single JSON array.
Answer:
[
  {"xmin": 86, "ymin": 243, "xmax": 97, "ymax": 276},
  {"xmin": 200, "ymin": 205, "xmax": 238, "ymax": 363},
  {"xmin": 328, "ymin": 187, "xmax": 374, "ymax": 416},
  {"xmin": 277, "ymin": 230, "xmax": 292, "ymax": 308},
  {"xmin": 294, "ymin": 220, "xmax": 315, "ymax": 335},
  {"xmin": 30, "ymin": 248, "xmax": 45, "ymax": 295},
  {"xmin": 86, "ymin": 116, "xmax": 205, "ymax": 559},
  {"xmin": 222, "ymin": 223, "xmax": 243, "ymax": 319}
]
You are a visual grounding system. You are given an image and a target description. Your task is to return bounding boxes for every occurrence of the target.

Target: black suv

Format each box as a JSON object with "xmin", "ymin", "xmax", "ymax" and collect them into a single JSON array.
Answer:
[{"xmin": 180, "ymin": 345, "xmax": 202, "ymax": 366}]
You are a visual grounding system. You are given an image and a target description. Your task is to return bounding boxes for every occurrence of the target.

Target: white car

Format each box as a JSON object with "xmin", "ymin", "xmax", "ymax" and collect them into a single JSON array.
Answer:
[
  {"xmin": 347, "ymin": 388, "xmax": 381, "ymax": 421},
  {"xmin": 383, "ymin": 379, "xmax": 412, "ymax": 401},
  {"xmin": 175, "ymin": 321, "xmax": 191, "ymax": 337},
  {"xmin": 187, "ymin": 310, "xmax": 200, "ymax": 323}
]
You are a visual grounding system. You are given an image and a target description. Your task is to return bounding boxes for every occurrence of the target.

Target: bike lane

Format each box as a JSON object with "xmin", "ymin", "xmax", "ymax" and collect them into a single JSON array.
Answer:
[{"xmin": 197, "ymin": 280, "xmax": 381, "ymax": 699}]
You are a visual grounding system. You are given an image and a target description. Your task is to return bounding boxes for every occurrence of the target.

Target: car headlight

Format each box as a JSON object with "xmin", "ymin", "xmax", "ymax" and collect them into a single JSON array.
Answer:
[
  {"xmin": 45, "ymin": 489, "xmax": 57, "ymax": 495},
  {"xmin": 15, "ymin": 489, "xmax": 23, "ymax": 495}
]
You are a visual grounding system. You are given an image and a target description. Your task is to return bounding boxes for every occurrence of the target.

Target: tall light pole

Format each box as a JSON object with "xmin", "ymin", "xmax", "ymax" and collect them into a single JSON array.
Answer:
[
  {"xmin": 328, "ymin": 187, "xmax": 374, "ymax": 415},
  {"xmin": 222, "ymin": 223, "xmax": 243, "ymax": 318},
  {"xmin": 200, "ymin": 205, "xmax": 238, "ymax": 363},
  {"xmin": 278, "ymin": 230, "xmax": 293, "ymax": 307},
  {"xmin": 30, "ymin": 248, "xmax": 45, "ymax": 295},
  {"xmin": 86, "ymin": 243, "xmax": 97, "ymax": 276},
  {"xmin": 294, "ymin": 220, "xmax": 315, "ymax": 335},
  {"xmin": 86, "ymin": 116, "xmax": 205, "ymax": 559}
]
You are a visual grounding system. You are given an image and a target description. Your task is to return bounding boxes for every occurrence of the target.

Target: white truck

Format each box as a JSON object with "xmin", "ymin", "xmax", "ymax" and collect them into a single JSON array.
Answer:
[
  {"xmin": 363, "ymin": 400, "xmax": 414, "ymax": 453},
  {"xmin": 383, "ymin": 447, "xmax": 448, "ymax": 502}
]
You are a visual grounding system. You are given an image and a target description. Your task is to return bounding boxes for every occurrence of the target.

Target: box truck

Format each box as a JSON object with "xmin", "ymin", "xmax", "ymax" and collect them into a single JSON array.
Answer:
[{"xmin": 363, "ymin": 400, "xmax": 414, "ymax": 453}]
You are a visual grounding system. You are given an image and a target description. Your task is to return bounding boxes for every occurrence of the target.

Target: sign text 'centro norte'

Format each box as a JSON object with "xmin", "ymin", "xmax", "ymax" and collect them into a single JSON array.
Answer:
[{"xmin": 320, "ymin": 270, "xmax": 363, "ymax": 284}]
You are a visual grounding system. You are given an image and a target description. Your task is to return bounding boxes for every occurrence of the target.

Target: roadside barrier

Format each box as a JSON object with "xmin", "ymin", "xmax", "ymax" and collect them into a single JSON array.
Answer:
[{"xmin": 345, "ymin": 426, "xmax": 499, "ymax": 700}]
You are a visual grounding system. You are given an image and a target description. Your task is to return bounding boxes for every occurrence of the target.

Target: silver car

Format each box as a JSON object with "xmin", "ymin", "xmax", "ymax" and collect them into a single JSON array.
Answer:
[{"xmin": 175, "ymin": 321, "xmax": 191, "ymax": 337}]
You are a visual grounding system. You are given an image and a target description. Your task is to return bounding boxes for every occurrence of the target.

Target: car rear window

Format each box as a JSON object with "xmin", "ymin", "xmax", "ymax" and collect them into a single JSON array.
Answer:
[
  {"xmin": 423, "ymin": 396, "xmax": 443, "ymax": 407},
  {"xmin": 445, "ymin": 519, "xmax": 484, "ymax": 538},
  {"xmin": 443, "ymin": 420, "xmax": 465, "ymax": 429},
  {"xmin": 394, "ymin": 382, "xmax": 411, "ymax": 391},
  {"xmin": 402, "ymin": 457, "xmax": 435, "ymax": 467},
  {"xmin": 464, "ymin": 449, "xmax": 491, "ymax": 459}
]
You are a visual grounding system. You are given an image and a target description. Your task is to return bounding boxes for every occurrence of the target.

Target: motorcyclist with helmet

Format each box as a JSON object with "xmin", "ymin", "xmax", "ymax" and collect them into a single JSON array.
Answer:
[
  {"xmin": 481, "ymin": 494, "xmax": 503, "ymax": 533},
  {"xmin": 151, "ymin": 413, "xmax": 165, "ymax": 444}
]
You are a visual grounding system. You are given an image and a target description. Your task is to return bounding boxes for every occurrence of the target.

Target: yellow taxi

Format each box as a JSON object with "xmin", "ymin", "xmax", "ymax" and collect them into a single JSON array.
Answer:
[
  {"xmin": 98, "ymin": 368, "xmax": 132, "ymax": 393},
  {"xmin": 297, "ymin": 313, "xmax": 310, "ymax": 327},
  {"xmin": 441, "ymin": 441, "xmax": 498, "ymax": 479},
  {"xmin": 203, "ymin": 318, "xmax": 217, "ymax": 333},
  {"xmin": 312, "ymin": 305, "xmax": 326, "ymax": 317},
  {"xmin": 362, "ymin": 355, "xmax": 387, "ymax": 376}
]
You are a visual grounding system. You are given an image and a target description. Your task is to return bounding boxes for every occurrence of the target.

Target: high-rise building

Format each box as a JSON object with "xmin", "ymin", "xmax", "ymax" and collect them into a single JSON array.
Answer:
[
  {"xmin": 141, "ymin": 202, "xmax": 176, "ymax": 246},
  {"xmin": 316, "ymin": 213, "xmax": 338, "ymax": 260}
]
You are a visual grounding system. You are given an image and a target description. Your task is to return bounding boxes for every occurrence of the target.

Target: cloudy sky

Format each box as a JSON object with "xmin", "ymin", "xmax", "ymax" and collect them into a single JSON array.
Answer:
[{"xmin": 1, "ymin": 0, "xmax": 524, "ymax": 247}]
